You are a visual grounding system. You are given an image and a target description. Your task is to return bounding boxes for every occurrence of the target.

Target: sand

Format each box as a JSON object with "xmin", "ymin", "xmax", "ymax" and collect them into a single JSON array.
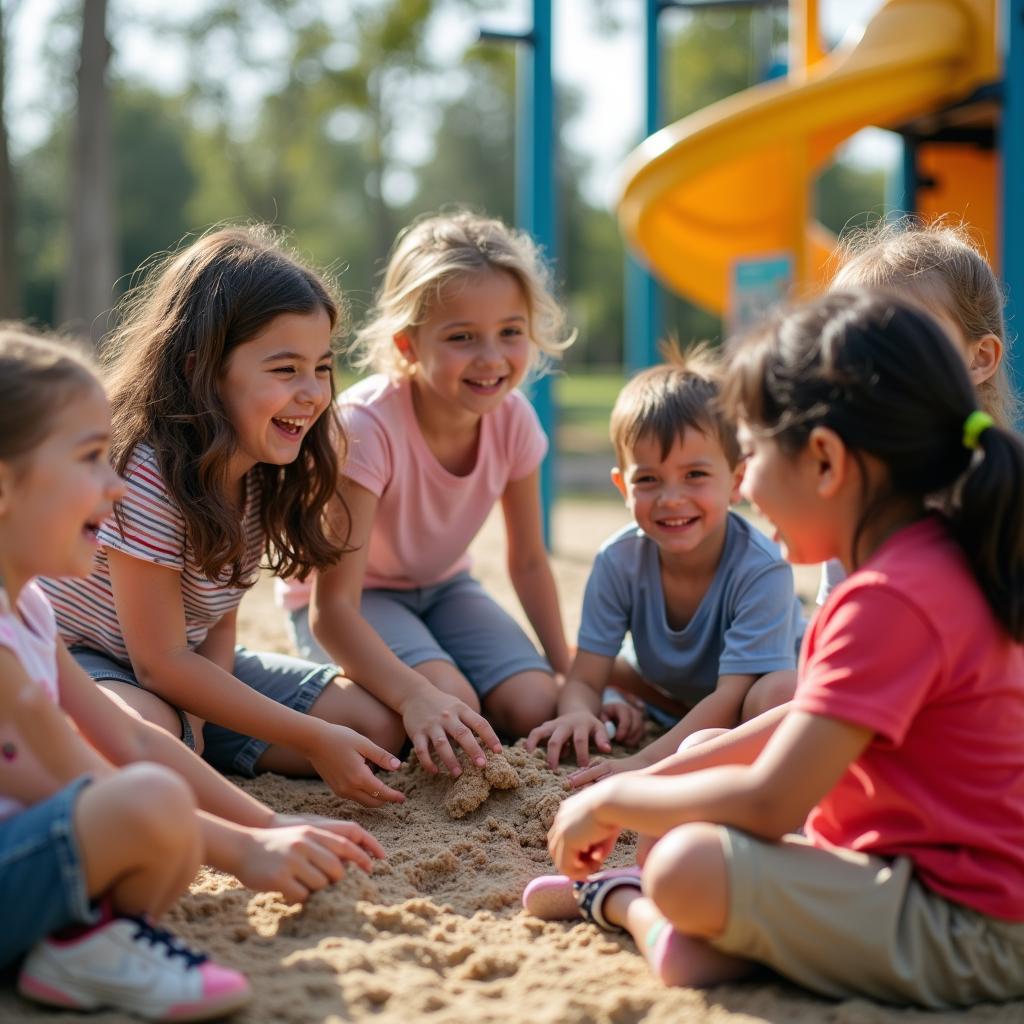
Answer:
[{"xmin": 2, "ymin": 499, "xmax": 1020, "ymax": 1023}]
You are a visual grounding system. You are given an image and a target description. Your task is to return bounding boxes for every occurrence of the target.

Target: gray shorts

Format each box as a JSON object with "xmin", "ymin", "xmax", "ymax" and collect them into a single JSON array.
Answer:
[
  {"xmin": 289, "ymin": 571, "xmax": 551, "ymax": 699},
  {"xmin": 68, "ymin": 645, "xmax": 338, "ymax": 777}
]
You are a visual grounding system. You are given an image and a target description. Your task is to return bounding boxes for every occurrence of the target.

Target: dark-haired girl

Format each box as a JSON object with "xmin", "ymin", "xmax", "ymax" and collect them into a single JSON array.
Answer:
[
  {"xmin": 43, "ymin": 227, "xmax": 406, "ymax": 806},
  {"xmin": 529, "ymin": 292, "xmax": 1024, "ymax": 1008}
]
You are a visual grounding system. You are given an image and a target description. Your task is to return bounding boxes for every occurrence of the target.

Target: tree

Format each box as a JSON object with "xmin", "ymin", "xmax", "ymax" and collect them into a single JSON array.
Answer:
[
  {"xmin": 59, "ymin": 0, "xmax": 117, "ymax": 345},
  {"xmin": 0, "ymin": 0, "xmax": 21, "ymax": 318}
]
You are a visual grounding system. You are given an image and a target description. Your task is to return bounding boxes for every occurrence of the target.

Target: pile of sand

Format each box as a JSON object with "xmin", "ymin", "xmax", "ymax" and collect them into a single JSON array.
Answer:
[{"xmin": 2, "ymin": 502, "xmax": 1019, "ymax": 1022}]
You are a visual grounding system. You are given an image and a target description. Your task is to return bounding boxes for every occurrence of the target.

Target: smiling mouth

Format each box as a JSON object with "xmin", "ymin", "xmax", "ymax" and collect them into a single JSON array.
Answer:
[
  {"xmin": 272, "ymin": 416, "xmax": 308, "ymax": 437},
  {"xmin": 464, "ymin": 376, "xmax": 505, "ymax": 390},
  {"xmin": 657, "ymin": 515, "xmax": 699, "ymax": 529}
]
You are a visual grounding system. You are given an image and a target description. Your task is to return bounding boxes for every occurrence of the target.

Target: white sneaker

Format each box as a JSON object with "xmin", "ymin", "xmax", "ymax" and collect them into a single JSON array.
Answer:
[{"xmin": 17, "ymin": 914, "xmax": 251, "ymax": 1021}]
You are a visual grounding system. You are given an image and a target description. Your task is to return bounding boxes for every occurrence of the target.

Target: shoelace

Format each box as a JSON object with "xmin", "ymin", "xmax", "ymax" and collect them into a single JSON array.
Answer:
[{"xmin": 126, "ymin": 917, "xmax": 207, "ymax": 968}]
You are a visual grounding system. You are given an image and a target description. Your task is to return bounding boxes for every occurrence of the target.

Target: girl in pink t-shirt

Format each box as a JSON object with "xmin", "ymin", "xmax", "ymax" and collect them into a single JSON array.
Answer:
[
  {"xmin": 284, "ymin": 212, "xmax": 574, "ymax": 776},
  {"xmin": 527, "ymin": 292, "xmax": 1024, "ymax": 1008},
  {"xmin": 0, "ymin": 329, "xmax": 386, "ymax": 1018}
]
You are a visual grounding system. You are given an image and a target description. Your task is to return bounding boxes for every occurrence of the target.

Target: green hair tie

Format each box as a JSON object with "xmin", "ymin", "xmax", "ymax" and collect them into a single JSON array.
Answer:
[{"xmin": 963, "ymin": 410, "xmax": 994, "ymax": 450}]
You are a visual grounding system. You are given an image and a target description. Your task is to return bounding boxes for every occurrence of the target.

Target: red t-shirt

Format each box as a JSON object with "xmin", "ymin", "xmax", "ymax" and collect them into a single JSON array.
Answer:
[{"xmin": 795, "ymin": 517, "xmax": 1024, "ymax": 921}]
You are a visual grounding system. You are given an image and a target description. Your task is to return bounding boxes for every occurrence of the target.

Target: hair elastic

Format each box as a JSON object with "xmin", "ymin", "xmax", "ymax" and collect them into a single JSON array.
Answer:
[{"xmin": 963, "ymin": 410, "xmax": 994, "ymax": 450}]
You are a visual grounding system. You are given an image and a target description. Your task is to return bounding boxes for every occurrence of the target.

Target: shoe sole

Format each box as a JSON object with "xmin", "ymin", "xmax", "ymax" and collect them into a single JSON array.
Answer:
[{"xmin": 18, "ymin": 972, "xmax": 252, "ymax": 1022}]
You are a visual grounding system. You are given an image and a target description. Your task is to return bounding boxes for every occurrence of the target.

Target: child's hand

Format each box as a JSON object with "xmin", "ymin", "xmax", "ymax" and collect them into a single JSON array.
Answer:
[
  {"xmin": 525, "ymin": 711, "xmax": 612, "ymax": 769},
  {"xmin": 237, "ymin": 821, "xmax": 385, "ymax": 903},
  {"xmin": 307, "ymin": 723, "xmax": 405, "ymax": 807},
  {"xmin": 565, "ymin": 751, "xmax": 645, "ymax": 790},
  {"xmin": 400, "ymin": 690, "xmax": 502, "ymax": 777},
  {"xmin": 600, "ymin": 700, "xmax": 645, "ymax": 746},
  {"xmin": 547, "ymin": 783, "xmax": 622, "ymax": 878}
]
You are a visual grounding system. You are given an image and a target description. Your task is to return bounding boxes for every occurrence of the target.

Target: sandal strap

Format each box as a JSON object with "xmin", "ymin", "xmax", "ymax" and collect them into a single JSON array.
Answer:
[{"xmin": 572, "ymin": 870, "xmax": 642, "ymax": 932}]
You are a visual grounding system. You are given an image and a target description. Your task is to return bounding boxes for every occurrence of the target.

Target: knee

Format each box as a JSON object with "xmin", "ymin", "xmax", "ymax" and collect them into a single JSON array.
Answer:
[
  {"xmin": 677, "ymin": 727, "xmax": 729, "ymax": 753},
  {"xmin": 311, "ymin": 678, "xmax": 406, "ymax": 754},
  {"xmin": 108, "ymin": 764, "xmax": 198, "ymax": 852},
  {"xmin": 742, "ymin": 671, "xmax": 796, "ymax": 721},
  {"xmin": 643, "ymin": 823, "xmax": 727, "ymax": 935},
  {"xmin": 485, "ymin": 672, "xmax": 557, "ymax": 737}
]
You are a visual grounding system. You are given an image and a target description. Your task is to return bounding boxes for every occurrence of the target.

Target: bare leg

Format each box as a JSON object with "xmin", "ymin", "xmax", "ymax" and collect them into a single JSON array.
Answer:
[
  {"xmin": 96, "ymin": 682, "xmax": 200, "ymax": 752},
  {"xmin": 483, "ymin": 670, "xmax": 558, "ymax": 738},
  {"xmin": 414, "ymin": 660, "xmax": 481, "ymax": 712},
  {"xmin": 602, "ymin": 822, "xmax": 753, "ymax": 987},
  {"xmin": 742, "ymin": 670, "xmax": 796, "ymax": 721},
  {"xmin": 75, "ymin": 764, "xmax": 202, "ymax": 919}
]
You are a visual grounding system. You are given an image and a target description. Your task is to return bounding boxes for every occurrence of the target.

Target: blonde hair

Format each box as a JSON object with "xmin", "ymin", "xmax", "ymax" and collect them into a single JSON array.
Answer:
[
  {"xmin": 352, "ymin": 210, "xmax": 574, "ymax": 378},
  {"xmin": 610, "ymin": 340, "xmax": 740, "ymax": 469},
  {"xmin": 0, "ymin": 323, "xmax": 100, "ymax": 468},
  {"xmin": 831, "ymin": 218, "xmax": 1016, "ymax": 427}
]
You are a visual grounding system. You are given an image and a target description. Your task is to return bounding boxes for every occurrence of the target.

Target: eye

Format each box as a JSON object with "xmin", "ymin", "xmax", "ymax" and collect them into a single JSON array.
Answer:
[
  {"xmin": 446, "ymin": 332, "xmax": 472, "ymax": 343},
  {"xmin": 501, "ymin": 326, "xmax": 525, "ymax": 338},
  {"xmin": 271, "ymin": 365, "xmax": 297, "ymax": 375},
  {"xmin": 316, "ymin": 363, "xmax": 333, "ymax": 375},
  {"xmin": 686, "ymin": 470, "xmax": 710, "ymax": 480},
  {"xmin": 633, "ymin": 473, "xmax": 658, "ymax": 485}
]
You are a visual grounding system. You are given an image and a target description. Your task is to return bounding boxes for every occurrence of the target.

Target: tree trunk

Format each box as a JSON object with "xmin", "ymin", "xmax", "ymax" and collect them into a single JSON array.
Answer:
[
  {"xmin": 59, "ymin": 0, "xmax": 116, "ymax": 347},
  {"xmin": 0, "ymin": 1, "xmax": 22, "ymax": 318}
]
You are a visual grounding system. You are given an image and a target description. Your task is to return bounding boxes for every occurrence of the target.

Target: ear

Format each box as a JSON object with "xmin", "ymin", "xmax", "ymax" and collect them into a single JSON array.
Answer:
[
  {"xmin": 610, "ymin": 466, "xmax": 628, "ymax": 502},
  {"xmin": 806, "ymin": 426, "xmax": 848, "ymax": 500},
  {"xmin": 966, "ymin": 333, "xmax": 1002, "ymax": 387},
  {"xmin": 729, "ymin": 459, "xmax": 745, "ymax": 504},
  {"xmin": 393, "ymin": 331, "xmax": 417, "ymax": 365}
]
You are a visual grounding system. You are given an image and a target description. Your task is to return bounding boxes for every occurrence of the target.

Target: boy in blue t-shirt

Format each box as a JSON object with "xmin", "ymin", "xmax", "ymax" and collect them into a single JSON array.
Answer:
[{"xmin": 526, "ymin": 345, "xmax": 803, "ymax": 772}]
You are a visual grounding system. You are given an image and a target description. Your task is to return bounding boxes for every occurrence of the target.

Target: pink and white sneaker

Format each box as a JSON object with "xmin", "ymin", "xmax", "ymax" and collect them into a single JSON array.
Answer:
[{"xmin": 17, "ymin": 914, "xmax": 251, "ymax": 1021}]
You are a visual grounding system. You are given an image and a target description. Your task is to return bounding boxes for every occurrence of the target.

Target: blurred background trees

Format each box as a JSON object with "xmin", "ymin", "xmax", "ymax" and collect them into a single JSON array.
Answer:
[{"xmin": 3, "ymin": 0, "xmax": 884, "ymax": 362}]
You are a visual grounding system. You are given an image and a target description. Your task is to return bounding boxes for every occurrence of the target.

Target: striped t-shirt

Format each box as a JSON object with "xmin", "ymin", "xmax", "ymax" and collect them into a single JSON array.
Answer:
[{"xmin": 42, "ymin": 444, "xmax": 264, "ymax": 664}]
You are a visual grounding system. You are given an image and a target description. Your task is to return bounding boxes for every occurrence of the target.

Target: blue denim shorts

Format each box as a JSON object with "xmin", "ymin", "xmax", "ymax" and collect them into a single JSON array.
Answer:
[
  {"xmin": 69, "ymin": 646, "xmax": 339, "ymax": 777},
  {"xmin": 0, "ymin": 776, "xmax": 97, "ymax": 969},
  {"xmin": 289, "ymin": 571, "xmax": 551, "ymax": 699}
]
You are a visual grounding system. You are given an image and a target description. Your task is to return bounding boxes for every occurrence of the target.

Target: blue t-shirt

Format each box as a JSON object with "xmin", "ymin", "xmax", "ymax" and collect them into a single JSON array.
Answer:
[{"xmin": 577, "ymin": 512, "xmax": 805, "ymax": 707}]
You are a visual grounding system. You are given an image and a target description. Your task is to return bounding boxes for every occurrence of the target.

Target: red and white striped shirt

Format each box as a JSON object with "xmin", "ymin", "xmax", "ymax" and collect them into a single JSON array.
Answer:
[{"xmin": 42, "ymin": 444, "xmax": 263, "ymax": 663}]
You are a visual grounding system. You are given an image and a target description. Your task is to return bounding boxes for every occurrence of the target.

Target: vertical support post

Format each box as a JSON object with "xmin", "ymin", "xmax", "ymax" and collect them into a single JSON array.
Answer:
[
  {"xmin": 1003, "ymin": 0, "xmax": 1024, "ymax": 419},
  {"xmin": 625, "ymin": 0, "xmax": 664, "ymax": 374},
  {"xmin": 885, "ymin": 134, "xmax": 917, "ymax": 217}
]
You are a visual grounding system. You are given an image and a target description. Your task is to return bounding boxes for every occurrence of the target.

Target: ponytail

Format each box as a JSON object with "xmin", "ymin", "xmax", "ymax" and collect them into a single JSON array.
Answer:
[{"xmin": 951, "ymin": 425, "xmax": 1024, "ymax": 640}]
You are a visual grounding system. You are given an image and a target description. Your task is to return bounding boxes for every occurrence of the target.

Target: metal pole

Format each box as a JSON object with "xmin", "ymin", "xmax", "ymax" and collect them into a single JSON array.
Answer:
[
  {"xmin": 625, "ymin": 0, "xmax": 663, "ymax": 374},
  {"xmin": 1003, "ymin": 0, "xmax": 1024, "ymax": 420}
]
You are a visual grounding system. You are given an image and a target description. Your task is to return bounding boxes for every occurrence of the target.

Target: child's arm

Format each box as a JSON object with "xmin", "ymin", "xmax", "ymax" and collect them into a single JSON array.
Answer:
[
  {"xmin": 548, "ymin": 709, "xmax": 872, "ymax": 877},
  {"xmin": 104, "ymin": 549, "xmax": 404, "ymax": 805},
  {"xmin": 568, "ymin": 701, "xmax": 790, "ymax": 789},
  {"xmin": 500, "ymin": 470, "xmax": 570, "ymax": 675},
  {"xmin": 525, "ymin": 650, "xmax": 615, "ymax": 768},
  {"xmin": 0, "ymin": 648, "xmax": 113, "ymax": 805},
  {"xmin": 311, "ymin": 482, "xmax": 501, "ymax": 776}
]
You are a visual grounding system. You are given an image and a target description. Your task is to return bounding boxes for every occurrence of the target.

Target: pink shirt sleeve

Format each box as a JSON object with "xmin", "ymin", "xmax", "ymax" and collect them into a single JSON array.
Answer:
[
  {"xmin": 795, "ymin": 583, "xmax": 944, "ymax": 745},
  {"xmin": 503, "ymin": 390, "xmax": 548, "ymax": 482},
  {"xmin": 339, "ymin": 403, "xmax": 393, "ymax": 497}
]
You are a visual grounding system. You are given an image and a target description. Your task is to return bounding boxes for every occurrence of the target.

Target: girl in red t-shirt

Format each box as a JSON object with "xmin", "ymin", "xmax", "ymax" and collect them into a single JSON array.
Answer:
[{"xmin": 526, "ymin": 292, "xmax": 1024, "ymax": 1008}]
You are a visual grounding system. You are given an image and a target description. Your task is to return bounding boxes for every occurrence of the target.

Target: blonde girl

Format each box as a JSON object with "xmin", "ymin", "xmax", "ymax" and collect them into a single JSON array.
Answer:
[
  {"xmin": 0, "ymin": 328, "xmax": 386, "ymax": 1019},
  {"xmin": 42, "ymin": 227, "xmax": 406, "ymax": 806},
  {"xmin": 279, "ymin": 211, "xmax": 573, "ymax": 776},
  {"xmin": 529, "ymin": 293, "xmax": 1024, "ymax": 1008}
]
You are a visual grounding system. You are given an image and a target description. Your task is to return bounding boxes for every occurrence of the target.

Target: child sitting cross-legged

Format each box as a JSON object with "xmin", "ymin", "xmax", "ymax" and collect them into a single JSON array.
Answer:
[{"xmin": 526, "ymin": 344, "xmax": 803, "ymax": 772}]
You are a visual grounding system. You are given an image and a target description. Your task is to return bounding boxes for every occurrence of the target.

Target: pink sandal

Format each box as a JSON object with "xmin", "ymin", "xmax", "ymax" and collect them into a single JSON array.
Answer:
[{"xmin": 522, "ymin": 866, "xmax": 642, "ymax": 928}]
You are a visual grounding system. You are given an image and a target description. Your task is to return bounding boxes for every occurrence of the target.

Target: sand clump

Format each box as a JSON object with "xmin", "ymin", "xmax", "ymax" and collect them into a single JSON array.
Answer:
[{"xmin": 445, "ymin": 749, "xmax": 521, "ymax": 819}]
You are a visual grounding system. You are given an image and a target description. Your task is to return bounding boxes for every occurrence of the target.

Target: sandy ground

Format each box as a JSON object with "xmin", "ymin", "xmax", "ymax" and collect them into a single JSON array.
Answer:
[{"xmin": 3, "ymin": 499, "xmax": 1021, "ymax": 1024}]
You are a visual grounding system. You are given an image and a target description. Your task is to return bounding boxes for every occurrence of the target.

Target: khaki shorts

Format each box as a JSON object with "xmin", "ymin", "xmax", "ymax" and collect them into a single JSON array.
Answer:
[{"xmin": 710, "ymin": 827, "xmax": 1024, "ymax": 1009}]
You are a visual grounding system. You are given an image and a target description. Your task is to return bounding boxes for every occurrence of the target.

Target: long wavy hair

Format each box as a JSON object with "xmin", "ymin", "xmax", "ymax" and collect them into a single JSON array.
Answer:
[{"xmin": 103, "ymin": 225, "xmax": 349, "ymax": 586}]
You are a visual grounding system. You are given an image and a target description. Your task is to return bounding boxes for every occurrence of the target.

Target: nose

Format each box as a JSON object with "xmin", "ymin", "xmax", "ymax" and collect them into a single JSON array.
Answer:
[{"xmin": 107, "ymin": 465, "xmax": 127, "ymax": 501}]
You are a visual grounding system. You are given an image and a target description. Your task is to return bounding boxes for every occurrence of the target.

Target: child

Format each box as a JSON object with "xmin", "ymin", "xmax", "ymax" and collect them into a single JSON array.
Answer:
[
  {"xmin": 818, "ymin": 219, "xmax": 1016, "ymax": 602},
  {"xmin": 525, "ymin": 345, "xmax": 803, "ymax": 770},
  {"xmin": 41, "ymin": 227, "xmax": 407, "ymax": 806},
  {"xmin": 1, "ymin": 328, "xmax": 387, "ymax": 1019},
  {"xmin": 279, "ymin": 211, "xmax": 573, "ymax": 776},
  {"xmin": 527, "ymin": 293, "xmax": 1024, "ymax": 1008}
]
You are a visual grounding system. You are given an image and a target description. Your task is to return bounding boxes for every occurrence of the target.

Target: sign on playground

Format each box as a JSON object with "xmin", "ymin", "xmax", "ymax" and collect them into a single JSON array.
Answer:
[{"xmin": 729, "ymin": 253, "xmax": 793, "ymax": 333}]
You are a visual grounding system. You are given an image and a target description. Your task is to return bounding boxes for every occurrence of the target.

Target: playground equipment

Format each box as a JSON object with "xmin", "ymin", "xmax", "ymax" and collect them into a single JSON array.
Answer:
[{"xmin": 618, "ymin": 0, "xmax": 1023, "ymax": 390}]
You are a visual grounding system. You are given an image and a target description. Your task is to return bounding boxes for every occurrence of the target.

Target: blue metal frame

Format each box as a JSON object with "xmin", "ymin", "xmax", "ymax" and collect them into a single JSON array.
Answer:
[
  {"xmin": 480, "ymin": 1, "xmax": 557, "ymax": 543},
  {"xmin": 1003, "ymin": 0, "xmax": 1024, "ymax": 419}
]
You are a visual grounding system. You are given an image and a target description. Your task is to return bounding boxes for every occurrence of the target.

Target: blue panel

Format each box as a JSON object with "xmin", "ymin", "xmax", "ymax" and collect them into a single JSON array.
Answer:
[{"xmin": 1003, "ymin": 0, "xmax": 1024, "ymax": 421}]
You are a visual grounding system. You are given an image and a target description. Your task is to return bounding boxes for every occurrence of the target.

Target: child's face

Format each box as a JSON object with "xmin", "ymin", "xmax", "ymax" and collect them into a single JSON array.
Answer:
[
  {"xmin": 396, "ymin": 269, "xmax": 532, "ymax": 420},
  {"xmin": 737, "ymin": 422, "xmax": 835, "ymax": 565},
  {"xmin": 0, "ymin": 384, "xmax": 124, "ymax": 584},
  {"xmin": 218, "ymin": 308, "xmax": 334, "ymax": 479},
  {"xmin": 612, "ymin": 426, "xmax": 742, "ymax": 563}
]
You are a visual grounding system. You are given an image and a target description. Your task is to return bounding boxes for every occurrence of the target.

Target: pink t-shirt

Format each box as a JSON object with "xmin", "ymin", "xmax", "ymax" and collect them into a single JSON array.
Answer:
[
  {"xmin": 795, "ymin": 517, "xmax": 1024, "ymax": 921},
  {"xmin": 278, "ymin": 375, "xmax": 548, "ymax": 610},
  {"xmin": 0, "ymin": 582, "xmax": 61, "ymax": 820}
]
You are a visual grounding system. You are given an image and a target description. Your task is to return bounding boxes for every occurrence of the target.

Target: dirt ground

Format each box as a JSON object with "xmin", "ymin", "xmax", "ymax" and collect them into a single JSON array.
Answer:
[{"xmin": 2, "ymin": 498, "xmax": 1019, "ymax": 1024}]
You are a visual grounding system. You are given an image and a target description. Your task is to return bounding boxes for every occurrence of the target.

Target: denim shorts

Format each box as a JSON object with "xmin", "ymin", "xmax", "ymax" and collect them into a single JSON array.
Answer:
[
  {"xmin": 0, "ymin": 776, "xmax": 97, "ymax": 969},
  {"xmin": 69, "ymin": 646, "xmax": 339, "ymax": 777},
  {"xmin": 289, "ymin": 571, "xmax": 551, "ymax": 699}
]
